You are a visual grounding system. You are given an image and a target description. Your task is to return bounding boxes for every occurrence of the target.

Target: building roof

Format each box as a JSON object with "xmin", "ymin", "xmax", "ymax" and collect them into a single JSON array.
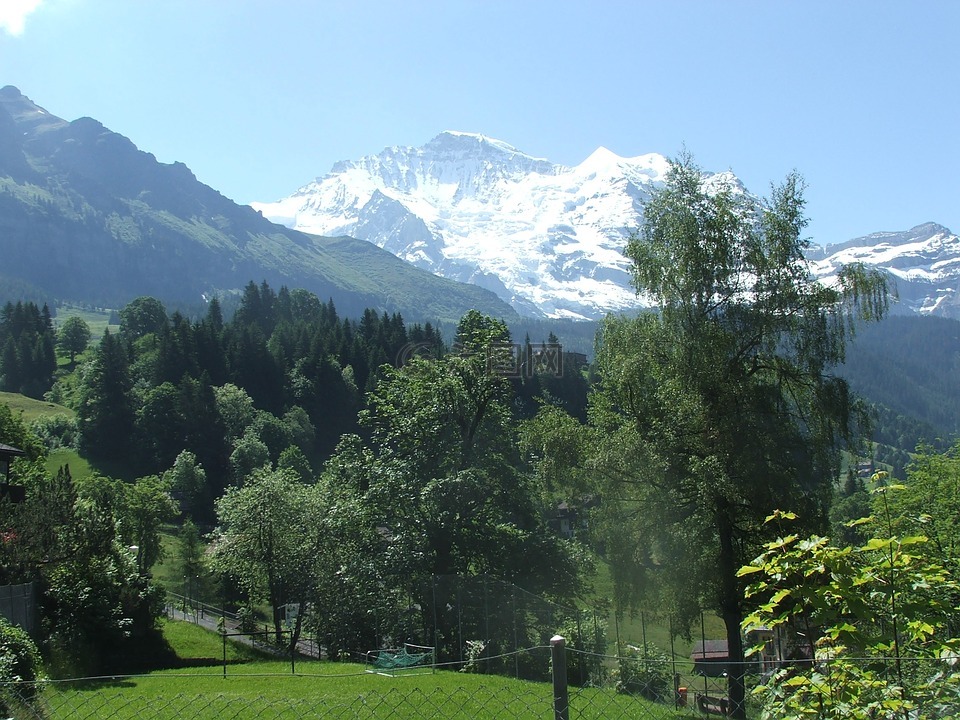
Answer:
[
  {"xmin": 0, "ymin": 443, "xmax": 26, "ymax": 457},
  {"xmin": 691, "ymin": 639, "xmax": 729, "ymax": 660}
]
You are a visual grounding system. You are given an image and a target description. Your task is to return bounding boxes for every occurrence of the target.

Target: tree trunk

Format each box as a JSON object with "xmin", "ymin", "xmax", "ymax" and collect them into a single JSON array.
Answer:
[
  {"xmin": 291, "ymin": 605, "xmax": 305, "ymax": 651},
  {"xmin": 272, "ymin": 603, "xmax": 284, "ymax": 644},
  {"xmin": 717, "ymin": 508, "xmax": 747, "ymax": 719}
]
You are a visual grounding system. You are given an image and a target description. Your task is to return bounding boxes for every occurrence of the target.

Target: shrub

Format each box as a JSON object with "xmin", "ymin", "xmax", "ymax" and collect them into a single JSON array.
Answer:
[
  {"xmin": 741, "ymin": 502, "xmax": 960, "ymax": 719},
  {"xmin": 29, "ymin": 414, "xmax": 77, "ymax": 450},
  {"xmin": 614, "ymin": 641, "xmax": 672, "ymax": 701},
  {"xmin": 0, "ymin": 616, "xmax": 43, "ymax": 711}
]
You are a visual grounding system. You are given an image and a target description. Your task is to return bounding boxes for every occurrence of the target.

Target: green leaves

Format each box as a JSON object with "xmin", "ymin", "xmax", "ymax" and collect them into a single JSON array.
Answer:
[
  {"xmin": 211, "ymin": 467, "xmax": 327, "ymax": 644},
  {"xmin": 742, "ymin": 506, "xmax": 960, "ymax": 719}
]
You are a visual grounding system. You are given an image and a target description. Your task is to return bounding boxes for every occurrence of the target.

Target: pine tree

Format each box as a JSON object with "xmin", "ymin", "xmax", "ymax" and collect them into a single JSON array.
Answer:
[{"xmin": 77, "ymin": 330, "xmax": 135, "ymax": 462}]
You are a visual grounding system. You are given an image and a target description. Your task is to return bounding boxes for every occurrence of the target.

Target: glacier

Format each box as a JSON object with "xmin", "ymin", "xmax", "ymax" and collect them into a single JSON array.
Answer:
[
  {"xmin": 252, "ymin": 132, "xmax": 960, "ymax": 321},
  {"xmin": 252, "ymin": 131, "xmax": 673, "ymax": 319}
]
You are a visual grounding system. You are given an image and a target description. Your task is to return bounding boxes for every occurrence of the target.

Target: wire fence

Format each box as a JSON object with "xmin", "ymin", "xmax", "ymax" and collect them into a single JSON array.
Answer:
[
  {"xmin": 3, "ymin": 646, "xmax": 958, "ymax": 719},
  {"xmin": 4, "ymin": 684, "xmax": 552, "ymax": 720}
]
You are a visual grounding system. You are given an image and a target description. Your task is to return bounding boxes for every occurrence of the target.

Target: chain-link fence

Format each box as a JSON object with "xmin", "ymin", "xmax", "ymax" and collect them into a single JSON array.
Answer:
[
  {"xmin": 2, "ymin": 648, "xmax": 958, "ymax": 719},
  {"xmin": 425, "ymin": 575, "xmax": 603, "ymax": 683},
  {"xmin": 563, "ymin": 647, "xmax": 960, "ymax": 720},
  {"xmin": 2, "ymin": 683, "xmax": 551, "ymax": 720},
  {"xmin": 157, "ymin": 576, "xmax": 960, "ymax": 719}
]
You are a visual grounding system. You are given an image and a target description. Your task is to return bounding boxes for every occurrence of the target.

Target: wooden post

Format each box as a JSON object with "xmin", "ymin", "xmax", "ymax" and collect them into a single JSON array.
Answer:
[{"xmin": 551, "ymin": 635, "xmax": 569, "ymax": 720}]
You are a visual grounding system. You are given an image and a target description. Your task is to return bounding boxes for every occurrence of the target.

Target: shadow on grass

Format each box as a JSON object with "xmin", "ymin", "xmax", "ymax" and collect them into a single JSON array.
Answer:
[
  {"xmin": 55, "ymin": 677, "xmax": 139, "ymax": 690},
  {"xmin": 110, "ymin": 634, "xmax": 271, "ymax": 672}
]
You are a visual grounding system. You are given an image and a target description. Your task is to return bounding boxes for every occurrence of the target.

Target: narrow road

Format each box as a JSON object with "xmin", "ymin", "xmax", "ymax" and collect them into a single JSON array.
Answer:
[{"xmin": 165, "ymin": 597, "xmax": 323, "ymax": 660}]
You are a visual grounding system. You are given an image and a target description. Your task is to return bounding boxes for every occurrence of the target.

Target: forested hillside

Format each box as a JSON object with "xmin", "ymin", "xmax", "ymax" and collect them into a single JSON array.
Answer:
[
  {"xmin": 842, "ymin": 314, "xmax": 960, "ymax": 439},
  {"xmin": 0, "ymin": 285, "xmax": 591, "ymax": 679},
  {"xmin": 1, "ymin": 285, "xmax": 587, "ymax": 518}
]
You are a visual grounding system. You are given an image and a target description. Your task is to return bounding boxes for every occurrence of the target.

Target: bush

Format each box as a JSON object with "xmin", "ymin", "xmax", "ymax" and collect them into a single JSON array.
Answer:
[
  {"xmin": 614, "ymin": 642, "xmax": 672, "ymax": 701},
  {"xmin": 0, "ymin": 616, "xmax": 43, "ymax": 711},
  {"xmin": 29, "ymin": 414, "xmax": 77, "ymax": 450}
]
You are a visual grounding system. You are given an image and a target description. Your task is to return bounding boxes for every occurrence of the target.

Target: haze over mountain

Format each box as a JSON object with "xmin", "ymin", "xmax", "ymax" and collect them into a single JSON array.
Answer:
[
  {"xmin": 254, "ymin": 133, "xmax": 960, "ymax": 321},
  {"xmin": 0, "ymin": 87, "xmax": 514, "ymax": 322}
]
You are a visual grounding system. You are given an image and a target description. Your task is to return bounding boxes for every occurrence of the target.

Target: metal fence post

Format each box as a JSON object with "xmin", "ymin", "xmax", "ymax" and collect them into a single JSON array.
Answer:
[{"xmin": 551, "ymin": 635, "xmax": 569, "ymax": 720}]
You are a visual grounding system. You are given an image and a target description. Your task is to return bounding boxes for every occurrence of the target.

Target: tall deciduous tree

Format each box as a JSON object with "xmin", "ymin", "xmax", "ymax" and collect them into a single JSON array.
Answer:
[
  {"xmin": 323, "ymin": 312, "xmax": 587, "ymax": 659},
  {"xmin": 118, "ymin": 296, "xmax": 168, "ymax": 342},
  {"xmin": 162, "ymin": 450, "xmax": 208, "ymax": 518},
  {"xmin": 539, "ymin": 154, "xmax": 889, "ymax": 717},
  {"xmin": 118, "ymin": 474, "xmax": 178, "ymax": 574},
  {"xmin": 56, "ymin": 316, "xmax": 91, "ymax": 367},
  {"xmin": 210, "ymin": 467, "xmax": 326, "ymax": 646}
]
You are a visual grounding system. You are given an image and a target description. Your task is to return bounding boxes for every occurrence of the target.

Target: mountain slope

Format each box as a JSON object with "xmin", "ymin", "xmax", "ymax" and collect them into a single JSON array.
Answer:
[
  {"xmin": 254, "ymin": 133, "xmax": 960, "ymax": 321},
  {"xmin": 842, "ymin": 313, "xmax": 960, "ymax": 441},
  {"xmin": 0, "ymin": 87, "xmax": 515, "ymax": 323}
]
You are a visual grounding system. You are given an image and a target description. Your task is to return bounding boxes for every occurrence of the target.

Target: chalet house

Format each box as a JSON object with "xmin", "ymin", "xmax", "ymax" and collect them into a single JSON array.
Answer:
[
  {"xmin": 691, "ymin": 639, "xmax": 731, "ymax": 677},
  {"xmin": 546, "ymin": 496, "xmax": 598, "ymax": 540},
  {"xmin": 692, "ymin": 627, "xmax": 814, "ymax": 679}
]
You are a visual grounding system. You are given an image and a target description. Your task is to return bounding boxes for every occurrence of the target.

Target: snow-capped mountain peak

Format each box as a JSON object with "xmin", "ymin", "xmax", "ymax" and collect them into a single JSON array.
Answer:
[
  {"xmin": 809, "ymin": 222, "xmax": 960, "ymax": 316},
  {"xmin": 253, "ymin": 133, "xmax": 669, "ymax": 319},
  {"xmin": 252, "ymin": 134, "xmax": 960, "ymax": 320}
]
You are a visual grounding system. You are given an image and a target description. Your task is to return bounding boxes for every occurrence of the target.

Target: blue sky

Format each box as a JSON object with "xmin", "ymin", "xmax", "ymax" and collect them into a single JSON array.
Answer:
[{"xmin": 1, "ymin": 0, "xmax": 957, "ymax": 246}]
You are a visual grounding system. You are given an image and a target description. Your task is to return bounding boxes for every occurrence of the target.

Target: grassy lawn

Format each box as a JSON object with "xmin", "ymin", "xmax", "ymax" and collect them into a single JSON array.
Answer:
[
  {"xmin": 0, "ymin": 391, "xmax": 73, "ymax": 424},
  {"xmin": 34, "ymin": 619, "xmax": 703, "ymax": 720},
  {"xmin": 44, "ymin": 447, "xmax": 93, "ymax": 481},
  {"xmin": 152, "ymin": 527, "xmax": 185, "ymax": 590}
]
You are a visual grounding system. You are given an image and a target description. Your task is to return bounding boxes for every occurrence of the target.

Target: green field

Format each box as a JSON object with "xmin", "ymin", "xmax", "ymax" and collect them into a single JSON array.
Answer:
[
  {"xmin": 31, "ymin": 619, "xmax": 702, "ymax": 720},
  {"xmin": 0, "ymin": 391, "xmax": 73, "ymax": 424},
  {"xmin": 53, "ymin": 304, "xmax": 118, "ymax": 342},
  {"xmin": 43, "ymin": 447, "xmax": 92, "ymax": 481},
  {"xmin": 0, "ymin": 391, "xmax": 92, "ymax": 480}
]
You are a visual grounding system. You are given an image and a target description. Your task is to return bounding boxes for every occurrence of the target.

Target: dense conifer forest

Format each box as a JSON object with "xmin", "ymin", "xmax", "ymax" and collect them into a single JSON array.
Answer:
[{"xmin": 0, "ymin": 284, "xmax": 582, "ymax": 519}]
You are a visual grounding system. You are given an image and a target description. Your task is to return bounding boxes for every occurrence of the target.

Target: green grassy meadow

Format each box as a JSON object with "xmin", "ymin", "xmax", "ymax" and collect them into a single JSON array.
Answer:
[
  {"xmin": 53, "ymin": 304, "xmax": 118, "ymax": 342},
  {"xmin": 34, "ymin": 619, "xmax": 702, "ymax": 720},
  {"xmin": 0, "ymin": 391, "xmax": 92, "ymax": 480},
  {"xmin": 44, "ymin": 447, "xmax": 93, "ymax": 481},
  {"xmin": 589, "ymin": 559, "xmax": 726, "ymax": 664},
  {"xmin": 0, "ymin": 391, "xmax": 72, "ymax": 425}
]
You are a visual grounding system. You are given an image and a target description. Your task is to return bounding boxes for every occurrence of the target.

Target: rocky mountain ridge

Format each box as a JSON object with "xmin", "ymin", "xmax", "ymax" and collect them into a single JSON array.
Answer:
[{"xmin": 809, "ymin": 222, "xmax": 960, "ymax": 316}]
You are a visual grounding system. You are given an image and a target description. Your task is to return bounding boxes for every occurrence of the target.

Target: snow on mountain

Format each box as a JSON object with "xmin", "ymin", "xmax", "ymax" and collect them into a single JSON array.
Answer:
[
  {"xmin": 808, "ymin": 222, "xmax": 960, "ymax": 317},
  {"xmin": 253, "ymin": 132, "xmax": 960, "ymax": 320},
  {"xmin": 253, "ymin": 131, "xmax": 673, "ymax": 319}
]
